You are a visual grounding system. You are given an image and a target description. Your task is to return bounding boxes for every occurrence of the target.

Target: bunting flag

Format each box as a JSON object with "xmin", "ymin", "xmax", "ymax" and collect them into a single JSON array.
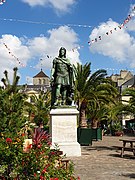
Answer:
[
  {"xmin": 88, "ymin": 6, "xmax": 135, "ymax": 45},
  {"xmin": 72, "ymin": 45, "xmax": 84, "ymax": 52},
  {"xmin": 0, "ymin": 0, "xmax": 6, "ymax": 5},
  {"xmin": 3, "ymin": 43, "xmax": 25, "ymax": 67}
]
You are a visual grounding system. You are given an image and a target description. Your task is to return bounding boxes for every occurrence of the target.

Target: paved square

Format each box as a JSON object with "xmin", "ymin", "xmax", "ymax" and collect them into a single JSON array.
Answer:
[{"xmin": 70, "ymin": 136, "xmax": 135, "ymax": 180}]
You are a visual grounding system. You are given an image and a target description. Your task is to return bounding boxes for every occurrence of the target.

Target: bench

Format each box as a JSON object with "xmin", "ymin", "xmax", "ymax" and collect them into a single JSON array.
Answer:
[
  {"xmin": 59, "ymin": 159, "xmax": 70, "ymax": 169},
  {"xmin": 50, "ymin": 149, "xmax": 70, "ymax": 169},
  {"xmin": 113, "ymin": 146, "xmax": 135, "ymax": 157}
]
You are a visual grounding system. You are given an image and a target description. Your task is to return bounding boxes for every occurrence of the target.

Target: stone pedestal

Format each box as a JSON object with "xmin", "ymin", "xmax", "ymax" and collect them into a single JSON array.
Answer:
[{"xmin": 50, "ymin": 107, "xmax": 81, "ymax": 157}]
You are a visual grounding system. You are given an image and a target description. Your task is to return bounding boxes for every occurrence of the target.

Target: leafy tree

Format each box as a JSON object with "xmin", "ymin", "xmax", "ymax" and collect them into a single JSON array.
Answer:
[{"xmin": 0, "ymin": 68, "xmax": 78, "ymax": 180}]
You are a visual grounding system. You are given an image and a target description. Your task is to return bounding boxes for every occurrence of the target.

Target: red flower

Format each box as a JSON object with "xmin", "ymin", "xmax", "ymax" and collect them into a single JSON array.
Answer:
[
  {"xmin": 51, "ymin": 151, "xmax": 55, "ymax": 155},
  {"xmin": 28, "ymin": 144, "xmax": 32, "ymax": 149},
  {"xmin": 40, "ymin": 175, "xmax": 44, "ymax": 180},
  {"xmin": 77, "ymin": 177, "xmax": 81, "ymax": 180},
  {"xmin": 50, "ymin": 178, "xmax": 59, "ymax": 180},
  {"xmin": 47, "ymin": 141, "xmax": 52, "ymax": 146},
  {"xmin": 21, "ymin": 133, "xmax": 25, "ymax": 137},
  {"xmin": 42, "ymin": 135, "xmax": 48, "ymax": 140},
  {"xmin": 42, "ymin": 168, "xmax": 47, "ymax": 174},
  {"xmin": 34, "ymin": 173, "xmax": 37, "ymax": 177},
  {"xmin": 6, "ymin": 138, "xmax": 12, "ymax": 143}
]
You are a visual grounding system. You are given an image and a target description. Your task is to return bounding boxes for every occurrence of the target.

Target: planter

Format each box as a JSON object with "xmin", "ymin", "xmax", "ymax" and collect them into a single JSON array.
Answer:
[
  {"xmin": 114, "ymin": 131, "xmax": 123, "ymax": 136},
  {"xmin": 92, "ymin": 128, "xmax": 102, "ymax": 141},
  {"xmin": 111, "ymin": 129, "xmax": 123, "ymax": 136},
  {"xmin": 77, "ymin": 128, "xmax": 92, "ymax": 146}
]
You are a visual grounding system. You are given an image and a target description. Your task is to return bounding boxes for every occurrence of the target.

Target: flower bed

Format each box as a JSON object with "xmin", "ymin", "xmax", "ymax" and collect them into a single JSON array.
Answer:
[{"xmin": 0, "ymin": 130, "xmax": 80, "ymax": 180}]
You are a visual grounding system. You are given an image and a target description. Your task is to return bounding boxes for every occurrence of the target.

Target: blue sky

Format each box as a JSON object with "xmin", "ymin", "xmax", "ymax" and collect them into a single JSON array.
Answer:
[{"xmin": 0, "ymin": 0, "xmax": 135, "ymax": 84}]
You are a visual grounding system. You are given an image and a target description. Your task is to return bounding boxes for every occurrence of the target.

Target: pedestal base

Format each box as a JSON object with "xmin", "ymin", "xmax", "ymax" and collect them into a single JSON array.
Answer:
[{"xmin": 50, "ymin": 107, "xmax": 81, "ymax": 157}]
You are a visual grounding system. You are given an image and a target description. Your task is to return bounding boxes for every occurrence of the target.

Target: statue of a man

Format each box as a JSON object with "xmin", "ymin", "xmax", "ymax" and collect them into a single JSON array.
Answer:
[{"xmin": 51, "ymin": 47, "xmax": 74, "ymax": 106}]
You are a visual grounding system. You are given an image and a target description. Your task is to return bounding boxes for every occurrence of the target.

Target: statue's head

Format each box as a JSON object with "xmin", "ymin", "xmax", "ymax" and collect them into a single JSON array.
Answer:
[{"xmin": 59, "ymin": 47, "xmax": 66, "ymax": 58}]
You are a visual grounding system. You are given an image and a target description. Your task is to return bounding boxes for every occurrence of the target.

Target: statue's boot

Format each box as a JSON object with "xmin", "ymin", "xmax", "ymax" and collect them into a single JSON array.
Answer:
[
  {"xmin": 61, "ymin": 100, "xmax": 66, "ymax": 105},
  {"xmin": 54, "ymin": 98, "xmax": 59, "ymax": 106}
]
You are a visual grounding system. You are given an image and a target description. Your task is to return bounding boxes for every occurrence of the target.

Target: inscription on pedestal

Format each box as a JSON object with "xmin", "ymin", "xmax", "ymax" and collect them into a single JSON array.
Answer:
[{"xmin": 50, "ymin": 108, "xmax": 81, "ymax": 157}]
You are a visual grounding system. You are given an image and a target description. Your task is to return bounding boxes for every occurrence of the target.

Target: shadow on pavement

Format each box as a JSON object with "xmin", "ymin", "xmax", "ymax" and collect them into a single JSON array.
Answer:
[
  {"xmin": 82, "ymin": 145, "xmax": 115, "ymax": 151},
  {"xmin": 108, "ymin": 152, "xmax": 135, "ymax": 159},
  {"xmin": 122, "ymin": 173, "xmax": 135, "ymax": 178}
]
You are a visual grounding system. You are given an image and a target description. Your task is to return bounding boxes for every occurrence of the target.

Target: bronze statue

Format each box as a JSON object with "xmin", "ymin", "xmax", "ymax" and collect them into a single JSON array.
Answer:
[{"xmin": 51, "ymin": 47, "xmax": 74, "ymax": 106}]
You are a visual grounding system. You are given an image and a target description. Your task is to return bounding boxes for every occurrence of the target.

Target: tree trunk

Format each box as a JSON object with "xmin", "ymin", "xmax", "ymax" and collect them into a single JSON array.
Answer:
[
  {"xmin": 79, "ymin": 103, "xmax": 87, "ymax": 128},
  {"xmin": 91, "ymin": 118, "xmax": 98, "ymax": 129}
]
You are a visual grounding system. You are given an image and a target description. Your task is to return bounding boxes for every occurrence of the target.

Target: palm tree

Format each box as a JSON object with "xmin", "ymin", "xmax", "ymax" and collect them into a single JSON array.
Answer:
[
  {"xmin": 74, "ymin": 62, "xmax": 118, "ymax": 128},
  {"xmin": 30, "ymin": 90, "xmax": 51, "ymax": 127},
  {"xmin": 86, "ymin": 83, "xmax": 119, "ymax": 127},
  {"xmin": 121, "ymin": 87, "xmax": 135, "ymax": 118},
  {"xmin": 74, "ymin": 63, "xmax": 90, "ymax": 127},
  {"xmin": 0, "ymin": 67, "xmax": 28, "ymax": 135}
]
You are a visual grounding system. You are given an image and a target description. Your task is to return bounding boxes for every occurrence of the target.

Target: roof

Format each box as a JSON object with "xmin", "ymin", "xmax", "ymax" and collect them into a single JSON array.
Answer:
[
  {"xmin": 24, "ymin": 84, "xmax": 51, "ymax": 92},
  {"xmin": 121, "ymin": 75, "xmax": 135, "ymax": 87},
  {"xmin": 33, "ymin": 69, "xmax": 49, "ymax": 78}
]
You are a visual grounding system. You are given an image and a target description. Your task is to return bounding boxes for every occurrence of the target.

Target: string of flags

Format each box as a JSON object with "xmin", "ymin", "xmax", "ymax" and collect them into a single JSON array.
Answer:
[
  {"xmin": 88, "ymin": 6, "xmax": 135, "ymax": 45},
  {"xmin": 3, "ymin": 42, "xmax": 54, "ymax": 68},
  {"xmin": 2, "ymin": 4, "xmax": 135, "ymax": 70},
  {"xmin": 2, "ymin": 42, "xmax": 135, "ymax": 74},
  {"xmin": 3, "ymin": 42, "xmax": 83, "ymax": 64},
  {"xmin": 0, "ymin": 0, "xmax": 6, "ymax": 5},
  {"xmin": 0, "ymin": 5, "xmax": 135, "ymax": 48},
  {"xmin": 0, "ymin": 18, "xmax": 92, "ymax": 29},
  {"xmin": 3, "ymin": 43, "xmax": 25, "ymax": 67}
]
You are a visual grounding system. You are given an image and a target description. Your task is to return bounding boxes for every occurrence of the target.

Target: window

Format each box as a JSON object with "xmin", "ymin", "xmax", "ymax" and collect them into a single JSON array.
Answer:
[
  {"xmin": 39, "ymin": 79, "xmax": 41, "ymax": 85},
  {"xmin": 43, "ymin": 79, "xmax": 46, "ymax": 85}
]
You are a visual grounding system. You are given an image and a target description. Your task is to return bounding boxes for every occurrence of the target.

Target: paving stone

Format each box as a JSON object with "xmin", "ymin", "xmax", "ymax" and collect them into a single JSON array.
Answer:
[{"xmin": 70, "ymin": 135, "xmax": 135, "ymax": 180}]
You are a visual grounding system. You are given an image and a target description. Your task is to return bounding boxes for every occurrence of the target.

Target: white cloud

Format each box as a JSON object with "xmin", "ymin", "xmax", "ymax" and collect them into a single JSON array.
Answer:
[
  {"xmin": 89, "ymin": 18, "xmax": 135, "ymax": 67},
  {"xmin": 21, "ymin": 0, "xmax": 76, "ymax": 13},
  {"xmin": 28, "ymin": 26, "xmax": 80, "ymax": 69},
  {"xmin": 0, "ymin": 26, "xmax": 80, "ymax": 84},
  {"xmin": 0, "ymin": 35, "xmax": 31, "ymax": 85},
  {"xmin": 126, "ymin": 19, "xmax": 135, "ymax": 31},
  {"xmin": 126, "ymin": 4, "xmax": 135, "ymax": 31},
  {"xmin": 26, "ymin": 76, "xmax": 33, "ymax": 84}
]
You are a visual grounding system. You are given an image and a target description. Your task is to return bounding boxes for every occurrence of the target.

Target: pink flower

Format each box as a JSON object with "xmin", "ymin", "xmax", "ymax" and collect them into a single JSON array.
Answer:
[
  {"xmin": 6, "ymin": 138, "xmax": 12, "ymax": 143},
  {"xmin": 37, "ymin": 144, "xmax": 42, "ymax": 149}
]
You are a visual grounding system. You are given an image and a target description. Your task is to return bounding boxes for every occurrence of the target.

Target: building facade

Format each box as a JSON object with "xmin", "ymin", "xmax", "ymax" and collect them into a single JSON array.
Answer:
[{"xmin": 24, "ymin": 69, "xmax": 50, "ymax": 103}]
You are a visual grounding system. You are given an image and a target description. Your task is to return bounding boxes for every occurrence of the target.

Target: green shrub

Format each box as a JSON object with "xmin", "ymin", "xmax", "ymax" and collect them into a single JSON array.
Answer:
[{"xmin": 0, "ymin": 130, "xmax": 79, "ymax": 180}]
